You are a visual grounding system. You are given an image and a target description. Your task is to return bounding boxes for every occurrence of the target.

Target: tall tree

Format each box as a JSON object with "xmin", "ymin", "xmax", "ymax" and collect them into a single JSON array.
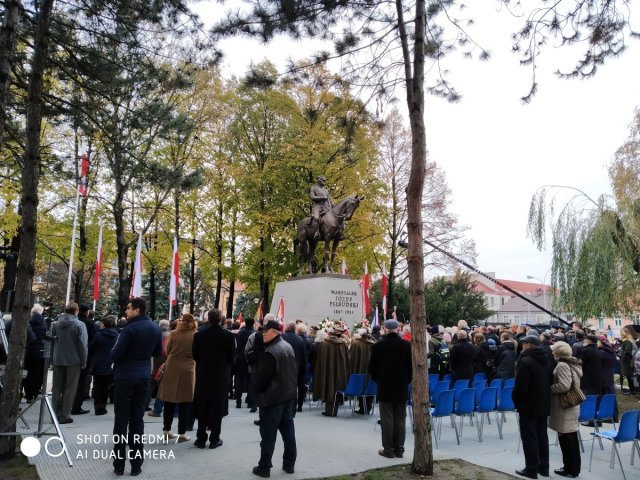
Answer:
[
  {"xmin": 0, "ymin": 0, "xmax": 23, "ymax": 145},
  {"xmin": 210, "ymin": 0, "xmax": 489, "ymax": 471},
  {"xmin": 0, "ymin": 0, "xmax": 55, "ymax": 459}
]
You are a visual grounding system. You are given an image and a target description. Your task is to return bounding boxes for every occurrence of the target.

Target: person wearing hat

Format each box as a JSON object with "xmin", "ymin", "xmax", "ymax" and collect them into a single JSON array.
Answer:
[
  {"xmin": 312, "ymin": 323, "xmax": 349, "ymax": 417},
  {"xmin": 512, "ymin": 335, "xmax": 553, "ymax": 479},
  {"xmin": 251, "ymin": 319, "xmax": 298, "ymax": 478},
  {"xmin": 578, "ymin": 335, "xmax": 604, "ymax": 399},
  {"xmin": 539, "ymin": 331, "xmax": 555, "ymax": 368},
  {"xmin": 449, "ymin": 329, "xmax": 474, "ymax": 383},
  {"xmin": 368, "ymin": 319, "xmax": 412, "ymax": 459},
  {"xmin": 427, "ymin": 325, "xmax": 445, "ymax": 377},
  {"xmin": 597, "ymin": 335, "xmax": 618, "ymax": 422}
]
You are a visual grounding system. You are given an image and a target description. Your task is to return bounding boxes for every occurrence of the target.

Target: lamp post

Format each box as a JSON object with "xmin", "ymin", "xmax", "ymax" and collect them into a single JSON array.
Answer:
[{"xmin": 526, "ymin": 275, "xmax": 547, "ymax": 322}]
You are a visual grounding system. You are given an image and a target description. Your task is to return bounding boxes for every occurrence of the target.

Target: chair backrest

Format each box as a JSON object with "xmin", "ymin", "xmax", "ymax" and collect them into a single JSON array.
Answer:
[
  {"xmin": 364, "ymin": 379, "xmax": 377, "ymax": 396},
  {"xmin": 474, "ymin": 383, "xmax": 487, "ymax": 404},
  {"xmin": 473, "ymin": 379, "xmax": 487, "ymax": 390},
  {"xmin": 595, "ymin": 393, "xmax": 617, "ymax": 420},
  {"xmin": 612, "ymin": 410, "xmax": 640, "ymax": 442},
  {"xmin": 429, "ymin": 373, "xmax": 440, "ymax": 385},
  {"xmin": 432, "ymin": 389, "xmax": 455, "ymax": 417},
  {"xmin": 498, "ymin": 386, "xmax": 515, "ymax": 411},
  {"xmin": 343, "ymin": 374, "xmax": 366, "ymax": 396},
  {"xmin": 453, "ymin": 379, "xmax": 470, "ymax": 401},
  {"xmin": 442, "ymin": 373, "xmax": 452, "ymax": 383},
  {"xmin": 503, "ymin": 378, "xmax": 515, "ymax": 389},
  {"xmin": 473, "ymin": 372, "xmax": 487, "ymax": 382},
  {"xmin": 477, "ymin": 387, "xmax": 498, "ymax": 413},
  {"xmin": 578, "ymin": 395, "xmax": 598, "ymax": 422},
  {"xmin": 430, "ymin": 381, "xmax": 449, "ymax": 404},
  {"xmin": 489, "ymin": 378, "xmax": 503, "ymax": 390},
  {"xmin": 455, "ymin": 388, "xmax": 476, "ymax": 415}
]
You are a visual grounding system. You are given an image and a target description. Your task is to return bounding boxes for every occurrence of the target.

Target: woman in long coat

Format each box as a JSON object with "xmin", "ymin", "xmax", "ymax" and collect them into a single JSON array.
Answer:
[
  {"xmin": 549, "ymin": 341, "xmax": 583, "ymax": 478},
  {"xmin": 619, "ymin": 326, "xmax": 638, "ymax": 394},
  {"xmin": 158, "ymin": 313, "xmax": 197, "ymax": 442},
  {"xmin": 349, "ymin": 329, "xmax": 376, "ymax": 414},
  {"xmin": 313, "ymin": 327, "xmax": 349, "ymax": 417}
]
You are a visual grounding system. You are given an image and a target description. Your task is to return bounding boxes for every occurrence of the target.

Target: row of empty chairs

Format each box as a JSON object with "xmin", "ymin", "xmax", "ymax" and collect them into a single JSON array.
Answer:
[{"xmin": 332, "ymin": 374, "xmax": 378, "ymax": 418}]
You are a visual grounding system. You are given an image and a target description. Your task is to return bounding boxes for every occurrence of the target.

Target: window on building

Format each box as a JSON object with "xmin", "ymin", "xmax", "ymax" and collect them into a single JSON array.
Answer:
[
  {"xmin": 514, "ymin": 315, "xmax": 520, "ymax": 322},
  {"xmin": 614, "ymin": 318, "xmax": 622, "ymax": 326},
  {"xmin": 490, "ymin": 297, "xmax": 495, "ymax": 306},
  {"xmin": 501, "ymin": 298, "xmax": 505, "ymax": 305}
]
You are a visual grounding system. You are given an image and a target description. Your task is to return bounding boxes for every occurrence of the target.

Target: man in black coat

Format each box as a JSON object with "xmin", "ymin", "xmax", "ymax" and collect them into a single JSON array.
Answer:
[
  {"xmin": 512, "ymin": 335, "xmax": 553, "ymax": 479},
  {"xmin": 449, "ymin": 330, "xmax": 474, "ymax": 382},
  {"xmin": 72, "ymin": 304, "xmax": 96, "ymax": 415},
  {"xmin": 235, "ymin": 318, "xmax": 255, "ymax": 409},
  {"xmin": 282, "ymin": 321, "xmax": 307, "ymax": 416},
  {"xmin": 192, "ymin": 308, "xmax": 236, "ymax": 449},
  {"xmin": 368, "ymin": 320, "xmax": 412, "ymax": 459},
  {"xmin": 579, "ymin": 335, "xmax": 604, "ymax": 397}
]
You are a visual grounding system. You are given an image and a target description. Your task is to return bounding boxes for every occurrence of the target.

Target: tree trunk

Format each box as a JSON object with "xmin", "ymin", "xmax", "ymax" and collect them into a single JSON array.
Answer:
[
  {"xmin": 0, "ymin": 0, "xmax": 54, "ymax": 459},
  {"xmin": 226, "ymin": 280, "xmax": 235, "ymax": 319},
  {"xmin": 0, "ymin": 228, "xmax": 19, "ymax": 312},
  {"xmin": 0, "ymin": 0, "xmax": 22, "ymax": 145},
  {"xmin": 113, "ymin": 188, "xmax": 130, "ymax": 315},
  {"xmin": 226, "ymin": 210, "xmax": 237, "ymax": 319},
  {"xmin": 214, "ymin": 201, "xmax": 223, "ymax": 309},
  {"xmin": 396, "ymin": 0, "xmax": 433, "ymax": 474},
  {"xmin": 189, "ymin": 238, "xmax": 195, "ymax": 313},
  {"xmin": 74, "ymin": 192, "xmax": 88, "ymax": 303}
]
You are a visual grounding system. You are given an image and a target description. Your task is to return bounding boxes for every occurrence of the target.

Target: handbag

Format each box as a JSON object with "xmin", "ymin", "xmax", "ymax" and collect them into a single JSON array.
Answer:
[
  {"xmin": 559, "ymin": 367, "xmax": 585, "ymax": 408},
  {"xmin": 154, "ymin": 362, "xmax": 165, "ymax": 382}
]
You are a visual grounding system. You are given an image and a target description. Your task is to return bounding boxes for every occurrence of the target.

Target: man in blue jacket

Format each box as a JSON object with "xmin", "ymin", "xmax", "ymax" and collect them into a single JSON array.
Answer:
[{"xmin": 110, "ymin": 297, "xmax": 162, "ymax": 477}]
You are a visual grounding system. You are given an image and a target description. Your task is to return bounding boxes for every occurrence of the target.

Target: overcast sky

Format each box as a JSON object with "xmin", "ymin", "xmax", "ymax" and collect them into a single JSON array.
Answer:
[{"xmin": 193, "ymin": 1, "xmax": 640, "ymax": 285}]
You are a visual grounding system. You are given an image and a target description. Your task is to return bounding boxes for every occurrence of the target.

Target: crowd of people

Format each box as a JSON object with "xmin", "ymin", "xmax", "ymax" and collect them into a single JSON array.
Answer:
[{"xmin": 4, "ymin": 302, "xmax": 640, "ymax": 478}]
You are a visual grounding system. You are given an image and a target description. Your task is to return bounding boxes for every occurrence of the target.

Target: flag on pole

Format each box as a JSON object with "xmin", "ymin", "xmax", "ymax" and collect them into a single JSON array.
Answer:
[
  {"xmin": 276, "ymin": 297, "xmax": 285, "ymax": 322},
  {"xmin": 93, "ymin": 224, "xmax": 104, "ymax": 302},
  {"xmin": 130, "ymin": 232, "xmax": 143, "ymax": 298},
  {"xmin": 79, "ymin": 152, "xmax": 89, "ymax": 196},
  {"xmin": 341, "ymin": 258, "xmax": 347, "ymax": 275},
  {"xmin": 381, "ymin": 271, "xmax": 388, "ymax": 318},
  {"xmin": 237, "ymin": 311, "xmax": 244, "ymax": 325},
  {"xmin": 169, "ymin": 237, "xmax": 179, "ymax": 306},
  {"xmin": 372, "ymin": 306, "xmax": 379, "ymax": 329},
  {"xmin": 392, "ymin": 305, "xmax": 398, "ymax": 321},
  {"xmin": 255, "ymin": 299, "xmax": 264, "ymax": 322},
  {"xmin": 362, "ymin": 262, "xmax": 370, "ymax": 316}
]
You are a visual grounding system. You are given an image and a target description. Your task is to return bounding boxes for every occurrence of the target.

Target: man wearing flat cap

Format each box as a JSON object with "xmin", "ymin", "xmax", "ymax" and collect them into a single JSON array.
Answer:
[
  {"xmin": 252, "ymin": 320, "xmax": 298, "ymax": 478},
  {"xmin": 578, "ymin": 335, "xmax": 604, "ymax": 398},
  {"xmin": 512, "ymin": 335, "xmax": 553, "ymax": 479},
  {"xmin": 368, "ymin": 320, "xmax": 412, "ymax": 459}
]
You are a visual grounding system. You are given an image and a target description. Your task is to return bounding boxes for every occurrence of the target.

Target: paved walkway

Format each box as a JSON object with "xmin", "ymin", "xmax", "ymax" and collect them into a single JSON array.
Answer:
[{"xmin": 15, "ymin": 385, "xmax": 639, "ymax": 480}]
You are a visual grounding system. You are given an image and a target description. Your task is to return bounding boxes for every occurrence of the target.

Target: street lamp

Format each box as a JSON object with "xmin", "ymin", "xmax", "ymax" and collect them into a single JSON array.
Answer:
[{"xmin": 526, "ymin": 275, "xmax": 547, "ymax": 322}]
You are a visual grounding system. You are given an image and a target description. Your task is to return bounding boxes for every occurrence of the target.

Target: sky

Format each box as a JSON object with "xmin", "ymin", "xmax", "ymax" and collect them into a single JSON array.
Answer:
[{"xmin": 193, "ymin": 1, "xmax": 640, "ymax": 285}]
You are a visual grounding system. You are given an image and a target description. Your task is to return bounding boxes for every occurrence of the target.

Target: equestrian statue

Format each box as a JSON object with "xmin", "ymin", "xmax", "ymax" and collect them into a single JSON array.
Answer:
[{"xmin": 296, "ymin": 175, "xmax": 361, "ymax": 274}]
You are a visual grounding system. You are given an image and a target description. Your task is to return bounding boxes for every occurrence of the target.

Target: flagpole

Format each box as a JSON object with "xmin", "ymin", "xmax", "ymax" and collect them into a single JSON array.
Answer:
[
  {"xmin": 65, "ymin": 186, "xmax": 81, "ymax": 305},
  {"xmin": 92, "ymin": 223, "xmax": 104, "ymax": 312}
]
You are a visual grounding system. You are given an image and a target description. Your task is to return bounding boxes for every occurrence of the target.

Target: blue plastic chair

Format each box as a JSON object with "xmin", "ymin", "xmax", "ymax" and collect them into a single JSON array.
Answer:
[
  {"xmin": 631, "ymin": 412, "xmax": 640, "ymax": 465},
  {"xmin": 429, "ymin": 381, "xmax": 449, "ymax": 405},
  {"xmin": 589, "ymin": 410, "xmax": 640, "ymax": 480},
  {"xmin": 472, "ymin": 379, "xmax": 487, "ymax": 392},
  {"xmin": 429, "ymin": 389, "xmax": 458, "ymax": 448},
  {"xmin": 334, "ymin": 373, "xmax": 366, "ymax": 417},
  {"xmin": 429, "ymin": 373, "xmax": 440, "ymax": 385},
  {"xmin": 452, "ymin": 388, "xmax": 476, "ymax": 442},
  {"xmin": 453, "ymin": 379, "xmax": 470, "ymax": 403},
  {"xmin": 589, "ymin": 394, "xmax": 618, "ymax": 449},
  {"xmin": 503, "ymin": 378, "xmax": 515, "ymax": 389},
  {"xmin": 442, "ymin": 373, "xmax": 452, "ymax": 384},
  {"xmin": 473, "ymin": 372, "xmax": 487, "ymax": 383},
  {"xmin": 474, "ymin": 387, "xmax": 498, "ymax": 442},
  {"xmin": 577, "ymin": 395, "xmax": 599, "ymax": 452},
  {"xmin": 489, "ymin": 378, "xmax": 503, "ymax": 390},
  {"xmin": 361, "ymin": 379, "xmax": 378, "ymax": 416},
  {"xmin": 496, "ymin": 386, "xmax": 517, "ymax": 439}
]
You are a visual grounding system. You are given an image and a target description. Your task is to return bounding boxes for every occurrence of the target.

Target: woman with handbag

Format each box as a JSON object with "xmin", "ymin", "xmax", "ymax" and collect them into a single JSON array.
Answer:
[{"xmin": 549, "ymin": 341, "xmax": 583, "ymax": 478}]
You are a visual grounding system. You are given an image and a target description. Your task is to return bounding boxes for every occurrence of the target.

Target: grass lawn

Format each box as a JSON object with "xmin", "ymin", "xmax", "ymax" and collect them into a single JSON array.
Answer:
[{"xmin": 0, "ymin": 454, "xmax": 39, "ymax": 480}]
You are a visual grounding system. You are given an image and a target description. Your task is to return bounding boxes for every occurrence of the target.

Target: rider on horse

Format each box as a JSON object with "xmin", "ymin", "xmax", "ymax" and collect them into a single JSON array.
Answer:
[{"xmin": 308, "ymin": 175, "xmax": 341, "ymax": 240}]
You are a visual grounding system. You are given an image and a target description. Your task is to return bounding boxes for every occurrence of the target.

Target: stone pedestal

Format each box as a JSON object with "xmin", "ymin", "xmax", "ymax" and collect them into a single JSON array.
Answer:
[{"xmin": 269, "ymin": 274, "xmax": 362, "ymax": 328}]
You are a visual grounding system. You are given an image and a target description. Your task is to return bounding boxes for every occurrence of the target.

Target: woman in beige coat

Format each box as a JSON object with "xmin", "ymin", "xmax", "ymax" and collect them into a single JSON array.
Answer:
[
  {"xmin": 158, "ymin": 313, "xmax": 197, "ymax": 442},
  {"xmin": 549, "ymin": 341, "xmax": 582, "ymax": 478}
]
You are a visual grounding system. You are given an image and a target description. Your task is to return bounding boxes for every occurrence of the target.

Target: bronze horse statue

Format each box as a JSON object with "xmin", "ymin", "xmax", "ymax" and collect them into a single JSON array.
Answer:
[{"xmin": 296, "ymin": 194, "xmax": 361, "ymax": 274}]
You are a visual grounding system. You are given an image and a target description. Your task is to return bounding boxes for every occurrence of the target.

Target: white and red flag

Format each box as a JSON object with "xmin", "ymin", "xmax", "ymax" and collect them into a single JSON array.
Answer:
[
  {"xmin": 79, "ymin": 152, "xmax": 89, "ymax": 196},
  {"xmin": 276, "ymin": 297, "xmax": 285, "ymax": 323},
  {"xmin": 255, "ymin": 299, "xmax": 264, "ymax": 322},
  {"xmin": 381, "ymin": 270, "xmax": 388, "ymax": 318},
  {"xmin": 130, "ymin": 232, "xmax": 143, "ymax": 298},
  {"xmin": 362, "ymin": 262, "xmax": 370, "ymax": 316},
  {"xmin": 169, "ymin": 237, "xmax": 179, "ymax": 306},
  {"xmin": 92, "ymin": 224, "xmax": 104, "ymax": 304}
]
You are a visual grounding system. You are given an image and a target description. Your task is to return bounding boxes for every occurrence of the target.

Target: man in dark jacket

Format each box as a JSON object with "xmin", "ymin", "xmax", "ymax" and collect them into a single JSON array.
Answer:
[
  {"xmin": 252, "ymin": 320, "xmax": 298, "ymax": 478},
  {"xmin": 282, "ymin": 321, "xmax": 307, "ymax": 417},
  {"xmin": 72, "ymin": 304, "xmax": 96, "ymax": 415},
  {"xmin": 192, "ymin": 308, "xmax": 236, "ymax": 449},
  {"xmin": 578, "ymin": 335, "xmax": 604, "ymax": 397},
  {"xmin": 494, "ymin": 333, "xmax": 517, "ymax": 379},
  {"xmin": 235, "ymin": 318, "xmax": 255, "ymax": 409},
  {"xmin": 512, "ymin": 335, "xmax": 552, "ymax": 479},
  {"xmin": 24, "ymin": 304, "xmax": 47, "ymax": 401},
  {"xmin": 368, "ymin": 320, "xmax": 412, "ymax": 459},
  {"xmin": 449, "ymin": 329, "xmax": 474, "ymax": 382},
  {"xmin": 110, "ymin": 297, "xmax": 162, "ymax": 477},
  {"xmin": 89, "ymin": 315, "xmax": 119, "ymax": 415}
]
